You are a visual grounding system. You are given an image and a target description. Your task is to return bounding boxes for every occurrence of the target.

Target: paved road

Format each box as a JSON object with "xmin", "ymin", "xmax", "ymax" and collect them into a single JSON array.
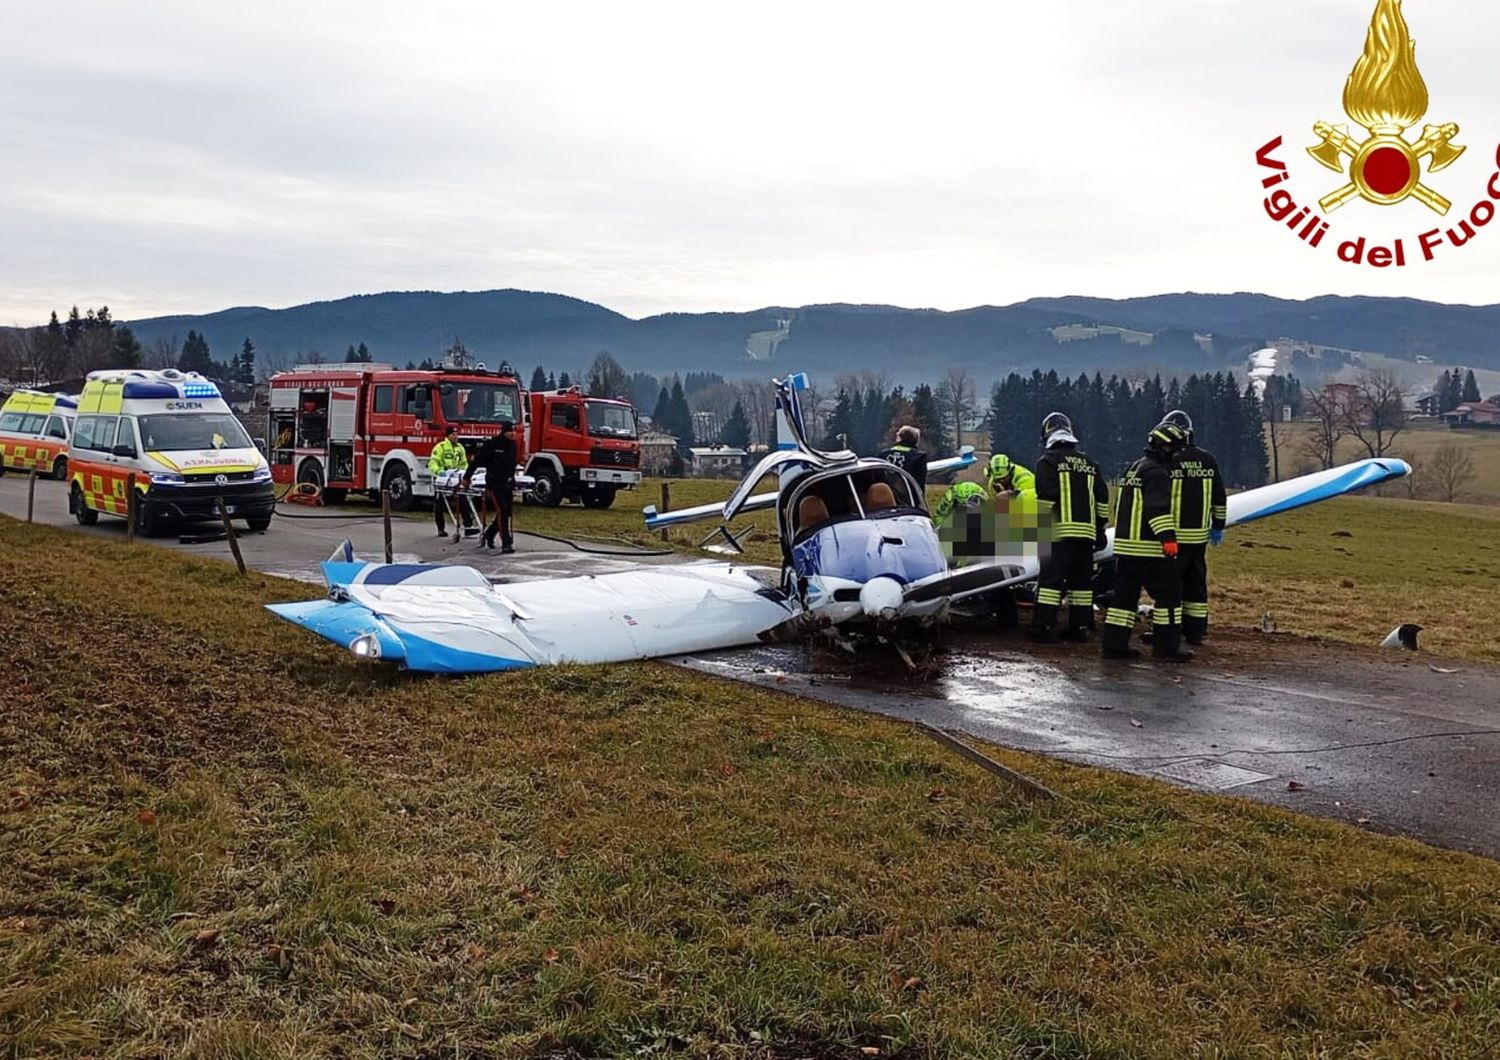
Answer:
[
  {"xmin": 7, "ymin": 471, "xmax": 1498, "ymax": 859},
  {"xmin": 677, "ymin": 631, "xmax": 1500, "ymax": 859},
  {"xmin": 0, "ymin": 472, "xmax": 679, "ymax": 583}
]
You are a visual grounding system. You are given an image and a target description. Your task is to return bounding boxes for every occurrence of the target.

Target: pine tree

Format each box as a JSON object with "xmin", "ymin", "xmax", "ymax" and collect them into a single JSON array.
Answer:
[
  {"xmin": 558, "ymin": 371, "xmax": 572, "ymax": 389},
  {"xmin": 823, "ymin": 389, "xmax": 854, "ymax": 450},
  {"xmin": 110, "ymin": 326, "xmax": 143, "ymax": 370},
  {"xmin": 356, "ymin": 342, "xmax": 371, "ymax": 363},
  {"xmin": 721, "ymin": 400, "xmax": 751, "ymax": 448},
  {"xmin": 670, "ymin": 377, "xmax": 694, "ymax": 448},
  {"xmin": 530, "ymin": 365, "xmax": 549, "ymax": 391},
  {"xmin": 345, "ymin": 344, "xmax": 358, "ymax": 362},
  {"xmin": 1462, "ymin": 369, "xmax": 1481, "ymax": 404},
  {"xmin": 178, "ymin": 331, "xmax": 213, "ymax": 375},
  {"xmin": 64, "ymin": 306, "xmax": 84, "ymax": 348},
  {"xmin": 238, "ymin": 338, "xmax": 256, "ymax": 384},
  {"xmin": 911, "ymin": 383, "xmax": 946, "ymax": 457},
  {"xmin": 651, "ymin": 387, "xmax": 672, "ymax": 433}
]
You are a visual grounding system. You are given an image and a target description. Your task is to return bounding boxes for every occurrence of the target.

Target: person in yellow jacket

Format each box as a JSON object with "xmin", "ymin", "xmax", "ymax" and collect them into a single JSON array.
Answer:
[
  {"xmin": 428, "ymin": 425, "xmax": 472, "ymax": 536},
  {"xmin": 985, "ymin": 452, "xmax": 1035, "ymax": 500}
]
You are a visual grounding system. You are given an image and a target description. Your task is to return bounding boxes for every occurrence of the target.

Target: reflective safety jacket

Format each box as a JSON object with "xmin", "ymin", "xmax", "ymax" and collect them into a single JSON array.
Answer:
[
  {"xmin": 933, "ymin": 480, "xmax": 988, "ymax": 524},
  {"xmin": 1112, "ymin": 450, "xmax": 1177, "ymax": 557},
  {"xmin": 990, "ymin": 461, "xmax": 1036, "ymax": 498},
  {"xmin": 1034, "ymin": 443, "xmax": 1107, "ymax": 541},
  {"xmin": 427, "ymin": 437, "xmax": 468, "ymax": 474},
  {"xmin": 1169, "ymin": 443, "xmax": 1227, "ymax": 545}
]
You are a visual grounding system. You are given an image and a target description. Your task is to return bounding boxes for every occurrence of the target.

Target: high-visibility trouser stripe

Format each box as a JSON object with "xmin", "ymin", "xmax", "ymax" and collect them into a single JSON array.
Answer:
[
  {"xmin": 1036, "ymin": 588, "xmax": 1064, "ymax": 606},
  {"xmin": 1053, "ymin": 524, "xmax": 1095, "ymax": 539},
  {"xmin": 1184, "ymin": 602, "xmax": 1209, "ymax": 618},
  {"xmin": 1152, "ymin": 606, "xmax": 1181, "ymax": 626},
  {"xmin": 1105, "ymin": 608, "xmax": 1136, "ymax": 628},
  {"xmin": 1066, "ymin": 591, "xmax": 1093, "ymax": 606}
]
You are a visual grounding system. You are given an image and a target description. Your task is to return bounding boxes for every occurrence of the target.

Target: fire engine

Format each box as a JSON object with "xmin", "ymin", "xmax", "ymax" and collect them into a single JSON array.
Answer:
[{"xmin": 266, "ymin": 364, "xmax": 640, "ymax": 510}]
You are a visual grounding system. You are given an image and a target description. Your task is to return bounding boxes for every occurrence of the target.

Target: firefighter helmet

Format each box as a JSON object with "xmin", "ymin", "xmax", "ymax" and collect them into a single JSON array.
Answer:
[
  {"xmin": 1162, "ymin": 408, "xmax": 1194, "ymax": 440},
  {"xmin": 1148, "ymin": 421, "xmax": 1190, "ymax": 452},
  {"xmin": 1040, "ymin": 411, "xmax": 1077, "ymax": 447}
]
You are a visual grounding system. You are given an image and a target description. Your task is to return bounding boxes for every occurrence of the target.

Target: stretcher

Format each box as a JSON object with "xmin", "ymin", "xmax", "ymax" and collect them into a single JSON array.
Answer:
[{"xmin": 433, "ymin": 468, "xmax": 534, "ymax": 543}]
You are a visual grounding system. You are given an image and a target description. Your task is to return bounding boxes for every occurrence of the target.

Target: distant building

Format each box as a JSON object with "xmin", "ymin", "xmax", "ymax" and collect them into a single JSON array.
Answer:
[
  {"xmin": 1410, "ymin": 390, "xmax": 1441, "ymax": 417},
  {"xmin": 687, "ymin": 445, "xmax": 747, "ymax": 477},
  {"xmin": 1443, "ymin": 401, "xmax": 1500, "ymax": 428},
  {"xmin": 638, "ymin": 429, "xmax": 678, "ymax": 474}
]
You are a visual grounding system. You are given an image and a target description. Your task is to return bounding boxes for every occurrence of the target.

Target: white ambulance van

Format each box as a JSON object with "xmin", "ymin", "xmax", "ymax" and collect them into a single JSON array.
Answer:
[
  {"xmin": 0, "ymin": 389, "xmax": 77, "ymax": 479},
  {"xmin": 68, "ymin": 369, "xmax": 275, "ymax": 535}
]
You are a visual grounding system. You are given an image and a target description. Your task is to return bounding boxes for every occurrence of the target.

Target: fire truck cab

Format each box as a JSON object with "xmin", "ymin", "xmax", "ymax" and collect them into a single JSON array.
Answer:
[
  {"xmin": 268, "ymin": 365, "xmax": 522, "ymax": 510},
  {"xmin": 523, "ymin": 387, "xmax": 642, "ymax": 508}
]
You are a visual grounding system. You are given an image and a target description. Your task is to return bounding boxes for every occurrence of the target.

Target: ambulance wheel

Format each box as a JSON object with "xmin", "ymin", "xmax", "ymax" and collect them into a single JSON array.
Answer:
[
  {"xmin": 52, "ymin": 456, "xmax": 67, "ymax": 481},
  {"xmin": 71, "ymin": 483, "xmax": 98, "ymax": 526},
  {"xmin": 382, "ymin": 464, "xmax": 414, "ymax": 511},
  {"xmin": 580, "ymin": 485, "xmax": 616, "ymax": 509},
  {"xmin": 246, "ymin": 515, "xmax": 272, "ymax": 532},
  {"xmin": 529, "ymin": 467, "xmax": 562, "ymax": 507},
  {"xmin": 134, "ymin": 497, "xmax": 161, "ymax": 538}
]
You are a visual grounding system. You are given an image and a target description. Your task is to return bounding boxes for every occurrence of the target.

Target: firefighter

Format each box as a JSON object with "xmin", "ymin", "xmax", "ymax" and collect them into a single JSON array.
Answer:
[
  {"xmin": 1161, "ymin": 409, "xmax": 1227, "ymax": 645},
  {"xmin": 428, "ymin": 425, "xmax": 471, "ymax": 536},
  {"xmin": 879, "ymin": 425, "xmax": 929, "ymax": 494},
  {"xmin": 1029, "ymin": 412, "xmax": 1109, "ymax": 643},
  {"xmin": 1102, "ymin": 421, "xmax": 1193, "ymax": 662},
  {"xmin": 465, "ymin": 420, "xmax": 518, "ymax": 552}
]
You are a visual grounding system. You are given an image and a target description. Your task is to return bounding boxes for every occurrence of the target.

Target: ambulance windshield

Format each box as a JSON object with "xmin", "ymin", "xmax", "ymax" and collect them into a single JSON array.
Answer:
[{"xmin": 139, "ymin": 413, "xmax": 253, "ymax": 452}]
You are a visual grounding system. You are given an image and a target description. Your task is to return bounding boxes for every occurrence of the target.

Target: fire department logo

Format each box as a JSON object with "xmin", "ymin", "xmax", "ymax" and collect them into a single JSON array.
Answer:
[
  {"xmin": 1253, "ymin": 0, "xmax": 1498, "ymax": 268},
  {"xmin": 1306, "ymin": 0, "xmax": 1463, "ymax": 214}
]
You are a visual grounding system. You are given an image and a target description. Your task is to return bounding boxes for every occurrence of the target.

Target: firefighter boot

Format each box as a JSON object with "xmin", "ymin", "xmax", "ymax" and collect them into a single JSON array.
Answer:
[
  {"xmin": 1101, "ymin": 622, "xmax": 1140, "ymax": 660},
  {"xmin": 1062, "ymin": 597, "xmax": 1094, "ymax": 643},
  {"xmin": 1182, "ymin": 611, "xmax": 1209, "ymax": 645},
  {"xmin": 1152, "ymin": 625, "xmax": 1195, "ymax": 663},
  {"xmin": 1028, "ymin": 602, "xmax": 1060, "ymax": 643}
]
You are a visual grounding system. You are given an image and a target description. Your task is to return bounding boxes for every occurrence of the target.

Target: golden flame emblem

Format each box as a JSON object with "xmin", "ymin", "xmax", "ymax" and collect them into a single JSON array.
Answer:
[{"xmin": 1307, "ymin": 0, "xmax": 1464, "ymax": 214}]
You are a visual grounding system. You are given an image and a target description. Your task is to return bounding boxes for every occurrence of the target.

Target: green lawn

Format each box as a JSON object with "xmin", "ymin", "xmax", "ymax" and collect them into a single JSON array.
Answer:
[
  {"xmin": 4, "ymin": 517, "xmax": 1500, "ymax": 1057},
  {"xmin": 1272, "ymin": 419, "xmax": 1500, "ymax": 503}
]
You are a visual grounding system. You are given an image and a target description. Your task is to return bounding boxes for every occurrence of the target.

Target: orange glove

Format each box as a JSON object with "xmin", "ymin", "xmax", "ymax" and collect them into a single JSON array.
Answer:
[{"xmin": 1162, "ymin": 540, "xmax": 1179, "ymax": 559}]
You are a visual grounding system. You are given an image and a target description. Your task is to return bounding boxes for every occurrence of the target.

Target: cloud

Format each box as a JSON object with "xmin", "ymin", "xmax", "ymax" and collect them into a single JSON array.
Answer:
[{"xmin": 0, "ymin": 0, "xmax": 1496, "ymax": 323}]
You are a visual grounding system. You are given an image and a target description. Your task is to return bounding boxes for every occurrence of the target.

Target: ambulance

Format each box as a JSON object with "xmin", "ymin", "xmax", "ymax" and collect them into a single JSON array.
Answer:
[
  {"xmin": 0, "ymin": 389, "xmax": 77, "ymax": 480},
  {"xmin": 68, "ymin": 369, "xmax": 276, "ymax": 536}
]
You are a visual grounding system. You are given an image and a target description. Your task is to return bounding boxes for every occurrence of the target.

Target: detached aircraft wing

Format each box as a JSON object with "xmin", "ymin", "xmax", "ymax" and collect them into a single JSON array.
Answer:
[{"xmin": 268, "ymin": 560, "xmax": 794, "ymax": 673}]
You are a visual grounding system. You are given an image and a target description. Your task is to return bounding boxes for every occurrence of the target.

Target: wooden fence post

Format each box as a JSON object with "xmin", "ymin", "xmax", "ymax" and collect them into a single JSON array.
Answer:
[
  {"xmin": 26, "ymin": 471, "xmax": 38, "ymax": 523},
  {"xmin": 659, "ymin": 481, "xmax": 671, "ymax": 541},
  {"xmin": 125, "ymin": 474, "xmax": 137, "ymax": 543},
  {"xmin": 217, "ymin": 497, "xmax": 247, "ymax": 575},
  {"xmin": 382, "ymin": 489, "xmax": 394, "ymax": 564}
]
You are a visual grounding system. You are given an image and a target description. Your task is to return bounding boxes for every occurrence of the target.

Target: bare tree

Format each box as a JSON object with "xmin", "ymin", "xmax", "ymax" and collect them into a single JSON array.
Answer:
[
  {"xmin": 583, "ymin": 351, "xmax": 632, "ymax": 400},
  {"xmin": 1398, "ymin": 453, "xmax": 1425, "ymax": 499},
  {"xmin": 146, "ymin": 334, "xmax": 179, "ymax": 369},
  {"xmin": 1301, "ymin": 387, "xmax": 1346, "ymax": 470},
  {"xmin": 1343, "ymin": 369, "xmax": 1407, "ymax": 458},
  {"xmin": 937, "ymin": 366, "xmax": 977, "ymax": 453},
  {"xmin": 1428, "ymin": 442, "xmax": 1476, "ymax": 502}
]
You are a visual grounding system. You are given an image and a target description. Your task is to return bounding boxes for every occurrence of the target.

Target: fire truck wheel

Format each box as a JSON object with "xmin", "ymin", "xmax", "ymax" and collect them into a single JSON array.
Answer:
[
  {"xmin": 382, "ymin": 463, "xmax": 415, "ymax": 511},
  {"xmin": 580, "ymin": 486, "xmax": 616, "ymax": 509},
  {"xmin": 296, "ymin": 458, "xmax": 324, "ymax": 493},
  {"xmin": 52, "ymin": 456, "xmax": 68, "ymax": 481},
  {"xmin": 71, "ymin": 483, "xmax": 98, "ymax": 525},
  {"xmin": 529, "ymin": 466, "xmax": 563, "ymax": 507}
]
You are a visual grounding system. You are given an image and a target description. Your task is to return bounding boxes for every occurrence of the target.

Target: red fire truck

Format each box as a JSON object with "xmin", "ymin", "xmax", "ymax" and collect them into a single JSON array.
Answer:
[{"xmin": 267, "ymin": 364, "xmax": 640, "ymax": 510}]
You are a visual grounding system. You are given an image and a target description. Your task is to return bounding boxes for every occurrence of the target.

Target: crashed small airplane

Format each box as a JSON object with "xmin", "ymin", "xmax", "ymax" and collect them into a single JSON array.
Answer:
[{"xmin": 269, "ymin": 372, "xmax": 1411, "ymax": 672}]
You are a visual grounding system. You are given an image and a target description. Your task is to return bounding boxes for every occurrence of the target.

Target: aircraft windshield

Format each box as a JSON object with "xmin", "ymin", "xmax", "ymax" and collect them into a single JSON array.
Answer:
[
  {"xmin": 440, "ymin": 383, "xmax": 520, "ymax": 424},
  {"xmin": 587, "ymin": 401, "xmax": 637, "ymax": 438},
  {"xmin": 139, "ymin": 413, "xmax": 253, "ymax": 452}
]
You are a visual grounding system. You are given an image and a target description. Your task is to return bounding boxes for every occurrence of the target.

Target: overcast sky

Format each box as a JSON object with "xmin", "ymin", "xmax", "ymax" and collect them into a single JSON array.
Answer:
[{"xmin": 1, "ymin": 0, "xmax": 1497, "ymax": 324}]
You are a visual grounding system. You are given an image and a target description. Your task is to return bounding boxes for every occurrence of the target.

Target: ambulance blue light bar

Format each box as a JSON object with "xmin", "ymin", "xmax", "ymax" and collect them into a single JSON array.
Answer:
[{"xmin": 182, "ymin": 382, "xmax": 220, "ymax": 398}]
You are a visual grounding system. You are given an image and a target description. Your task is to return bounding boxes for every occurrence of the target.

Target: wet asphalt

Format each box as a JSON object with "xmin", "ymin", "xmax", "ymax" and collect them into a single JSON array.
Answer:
[
  {"xmin": 675, "ymin": 629, "xmax": 1500, "ymax": 860},
  {"xmin": 6, "ymin": 472, "xmax": 1498, "ymax": 859}
]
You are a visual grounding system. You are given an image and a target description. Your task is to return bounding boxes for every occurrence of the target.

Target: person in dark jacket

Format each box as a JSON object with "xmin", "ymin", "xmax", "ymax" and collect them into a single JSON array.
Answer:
[
  {"xmin": 464, "ymin": 420, "xmax": 517, "ymax": 552},
  {"xmin": 879, "ymin": 425, "xmax": 929, "ymax": 495},
  {"xmin": 1102, "ymin": 422, "xmax": 1193, "ymax": 662},
  {"xmin": 1160, "ymin": 409, "xmax": 1227, "ymax": 644},
  {"xmin": 1030, "ymin": 412, "xmax": 1110, "ymax": 643}
]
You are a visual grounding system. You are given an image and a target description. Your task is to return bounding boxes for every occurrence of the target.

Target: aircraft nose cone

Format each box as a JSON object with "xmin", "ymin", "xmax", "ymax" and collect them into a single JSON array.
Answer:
[{"xmin": 859, "ymin": 576, "xmax": 904, "ymax": 619}]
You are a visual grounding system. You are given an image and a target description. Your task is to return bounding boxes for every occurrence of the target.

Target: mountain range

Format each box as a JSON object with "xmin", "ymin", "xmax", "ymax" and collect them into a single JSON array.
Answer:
[{"xmin": 118, "ymin": 289, "xmax": 1500, "ymax": 385}]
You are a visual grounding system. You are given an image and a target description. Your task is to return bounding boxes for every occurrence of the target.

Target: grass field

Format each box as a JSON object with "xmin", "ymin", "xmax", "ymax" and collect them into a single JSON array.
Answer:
[
  {"xmin": 3, "ymin": 517, "xmax": 1500, "ymax": 1058},
  {"xmin": 1272, "ymin": 419, "xmax": 1500, "ymax": 504}
]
